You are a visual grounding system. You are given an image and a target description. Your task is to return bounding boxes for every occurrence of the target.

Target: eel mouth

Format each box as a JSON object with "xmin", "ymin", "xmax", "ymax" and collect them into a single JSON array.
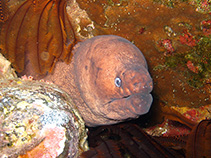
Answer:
[
  {"xmin": 123, "ymin": 95, "xmax": 130, "ymax": 99},
  {"xmin": 101, "ymin": 92, "xmax": 153, "ymax": 120},
  {"xmin": 126, "ymin": 92, "xmax": 153, "ymax": 115}
]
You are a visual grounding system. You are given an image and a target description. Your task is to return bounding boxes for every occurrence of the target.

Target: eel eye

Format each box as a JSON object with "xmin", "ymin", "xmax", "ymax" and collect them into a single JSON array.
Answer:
[{"xmin": 115, "ymin": 77, "xmax": 122, "ymax": 87}]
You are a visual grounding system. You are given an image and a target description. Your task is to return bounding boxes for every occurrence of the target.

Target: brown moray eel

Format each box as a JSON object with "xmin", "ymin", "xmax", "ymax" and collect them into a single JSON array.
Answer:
[{"xmin": 43, "ymin": 35, "xmax": 153, "ymax": 126}]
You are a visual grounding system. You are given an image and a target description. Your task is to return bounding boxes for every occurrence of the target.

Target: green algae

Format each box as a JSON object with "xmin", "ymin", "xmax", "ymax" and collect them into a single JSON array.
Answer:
[
  {"xmin": 153, "ymin": 0, "xmax": 188, "ymax": 8},
  {"xmin": 191, "ymin": 0, "xmax": 211, "ymax": 14},
  {"xmin": 165, "ymin": 36, "xmax": 211, "ymax": 88},
  {"xmin": 153, "ymin": 0, "xmax": 211, "ymax": 13}
]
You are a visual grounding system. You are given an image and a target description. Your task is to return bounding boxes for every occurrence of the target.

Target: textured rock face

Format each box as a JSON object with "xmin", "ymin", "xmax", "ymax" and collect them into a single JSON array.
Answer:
[
  {"xmin": 0, "ymin": 78, "xmax": 88, "ymax": 158},
  {"xmin": 45, "ymin": 35, "xmax": 153, "ymax": 127}
]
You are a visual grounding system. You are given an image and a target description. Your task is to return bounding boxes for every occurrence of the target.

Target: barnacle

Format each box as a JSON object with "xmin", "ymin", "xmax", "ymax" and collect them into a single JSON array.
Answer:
[{"xmin": 0, "ymin": 0, "xmax": 77, "ymax": 74}]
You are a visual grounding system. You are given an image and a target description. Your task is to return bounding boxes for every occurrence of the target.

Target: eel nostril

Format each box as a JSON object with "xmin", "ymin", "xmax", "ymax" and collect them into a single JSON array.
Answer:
[
  {"xmin": 143, "ymin": 84, "xmax": 148, "ymax": 90},
  {"xmin": 132, "ymin": 82, "xmax": 142, "ymax": 92},
  {"xmin": 133, "ymin": 82, "xmax": 139, "ymax": 87},
  {"xmin": 132, "ymin": 81, "xmax": 151, "ymax": 93}
]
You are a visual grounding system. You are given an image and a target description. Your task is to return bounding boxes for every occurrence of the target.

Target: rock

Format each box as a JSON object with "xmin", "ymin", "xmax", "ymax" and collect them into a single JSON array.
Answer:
[{"xmin": 0, "ymin": 78, "xmax": 88, "ymax": 157}]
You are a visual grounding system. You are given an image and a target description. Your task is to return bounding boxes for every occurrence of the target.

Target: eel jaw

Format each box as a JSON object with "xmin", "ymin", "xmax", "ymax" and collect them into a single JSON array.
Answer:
[{"xmin": 100, "ymin": 92, "xmax": 153, "ymax": 121}]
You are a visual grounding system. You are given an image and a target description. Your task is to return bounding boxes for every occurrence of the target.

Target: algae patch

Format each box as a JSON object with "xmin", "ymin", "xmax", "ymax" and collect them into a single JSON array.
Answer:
[{"xmin": 165, "ymin": 36, "xmax": 211, "ymax": 88}]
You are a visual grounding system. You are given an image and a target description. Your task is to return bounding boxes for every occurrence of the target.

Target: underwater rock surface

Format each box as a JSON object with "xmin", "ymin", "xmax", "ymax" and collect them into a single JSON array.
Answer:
[{"xmin": 0, "ymin": 78, "xmax": 88, "ymax": 157}]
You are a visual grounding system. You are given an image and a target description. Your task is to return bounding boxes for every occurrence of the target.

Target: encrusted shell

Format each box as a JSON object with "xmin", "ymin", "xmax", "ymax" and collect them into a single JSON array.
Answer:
[{"xmin": 0, "ymin": 78, "xmax": 88, "ymax": 157}]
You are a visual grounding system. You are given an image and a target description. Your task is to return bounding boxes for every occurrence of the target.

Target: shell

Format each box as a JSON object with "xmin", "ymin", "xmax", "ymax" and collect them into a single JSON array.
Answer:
[{"xmin": 0, "ymin": 78, "xmax": 88, "ymax": 157}]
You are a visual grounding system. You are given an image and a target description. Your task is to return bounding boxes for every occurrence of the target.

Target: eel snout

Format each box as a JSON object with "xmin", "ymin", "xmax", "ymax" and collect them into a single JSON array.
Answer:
[{"xmin": 120, "ymin": 66, "xmax": 153, "ymax": 95}]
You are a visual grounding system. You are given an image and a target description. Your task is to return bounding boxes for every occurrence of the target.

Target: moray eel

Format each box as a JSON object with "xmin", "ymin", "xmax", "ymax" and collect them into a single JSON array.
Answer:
[{"xmin": 44, "ymin": 35, "xmax": 153, "ymax": 126}]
